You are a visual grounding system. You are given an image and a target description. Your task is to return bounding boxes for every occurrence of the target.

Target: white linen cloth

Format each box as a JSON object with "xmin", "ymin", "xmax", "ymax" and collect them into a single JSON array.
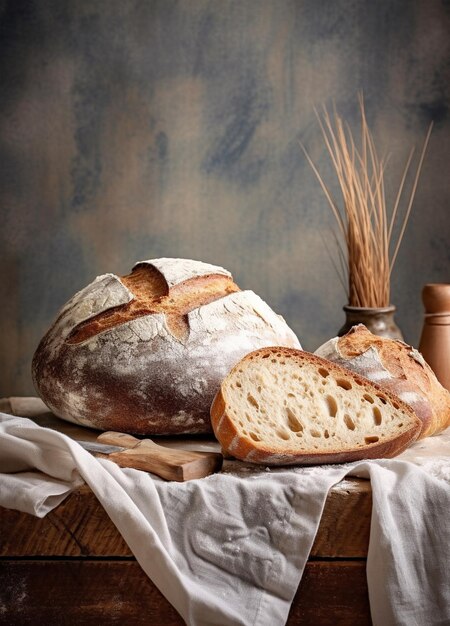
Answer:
[{"xmin": 1, "ymin": 411, "xmax": 449, "ymax": 626}]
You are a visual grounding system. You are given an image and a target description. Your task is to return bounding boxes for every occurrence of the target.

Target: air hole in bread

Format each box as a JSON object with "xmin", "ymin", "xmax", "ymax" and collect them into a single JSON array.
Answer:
[
  {"xmin": 377, "ymin": 395, "xmax": 387, "ymax": 405},
  {"xmin": 247, "ymin": 394, "xmax": 259, "ymax": 409},
  {"xmin": 365, "ymin": 436, "xmax": 379, "ymax": 444},
  {"xmin": 392, "ymin": 401, "xmax": 400, "ymax": 409},
  {"xmin": 363, "ymin": 394, "xmax": 374, "ymax": 404},
  {"xmin": 373, "ymin": 406, "xmax": 382, "ymax": 426},
  {"xmin": 336, "ymin": 378, "xmax": 352, "ymax": 390},
  {"xmin": 249, "ymin": 432, "xmax": 261, "ymax": 442},
  {"xmin": 262, "ymin": 354, "xmax": 270, "ymax": 359},
  {"xmin": 286, "ymin": 407, "xmax": 303, "ymax": 432},
  {"xmin": 324, "ymin": 395, "xmax": 338, "ymax": 417},
  {"xmin": 318, "ymin": 367, "xmax": 330, "ymax": 378},
  {"xmin": 343, "ymin": 414, "xmax": 355, "ymax": 430},
  {"xmin": 324, "ymin": 429, "xmax": 330, "ymax": 439},
  {"xmin": 310, "ymin": 428, "xmax": 321, "ymax": 438},
  {"xmin": 236, "ymin": 382, "xmax": 242, "ymax": 388},
  {"xmin": 276, "ymin": 429, "xmax": 290, "ymax": 441}
]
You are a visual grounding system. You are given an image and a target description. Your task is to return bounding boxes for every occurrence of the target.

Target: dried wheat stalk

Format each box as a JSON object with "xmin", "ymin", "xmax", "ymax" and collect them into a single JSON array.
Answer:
[{"xmin": 302, "ymin": 96, "xmax": 432, "ymax": 308}]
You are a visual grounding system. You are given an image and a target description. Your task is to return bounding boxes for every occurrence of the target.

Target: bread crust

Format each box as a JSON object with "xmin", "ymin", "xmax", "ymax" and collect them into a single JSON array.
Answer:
[
  {"xmin": 315, "ymin": 325, "xmax": 450, "ymax": 438},
  {"xmin": 32, "ymin": 259, "xmax": 301, "ymax": 434},
  {"xmin": 210, "ymin": 347, "xmax": 421, "ymax": 465}
]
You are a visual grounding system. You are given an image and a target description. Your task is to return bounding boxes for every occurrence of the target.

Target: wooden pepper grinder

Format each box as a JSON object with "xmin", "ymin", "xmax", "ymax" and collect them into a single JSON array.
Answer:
[{"xmin": 419, "ymin": 283, "xmax": 450, "ymax": 391}]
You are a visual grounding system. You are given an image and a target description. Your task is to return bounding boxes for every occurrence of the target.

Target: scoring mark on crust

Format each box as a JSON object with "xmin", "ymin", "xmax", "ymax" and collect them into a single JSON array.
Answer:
[{"xmin": 66, "ymin": 265, "xmax": 240, "ymax": 344}]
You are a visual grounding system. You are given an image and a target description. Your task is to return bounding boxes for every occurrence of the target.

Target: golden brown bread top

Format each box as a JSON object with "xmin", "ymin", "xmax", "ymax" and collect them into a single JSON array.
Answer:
[
  {"xmin": 67, "ymin": 265, "xmax": 240, "ymax": 344},
  {"xmin": 338, "ymin": 327, "xmax": 431, "ymax": 388}
]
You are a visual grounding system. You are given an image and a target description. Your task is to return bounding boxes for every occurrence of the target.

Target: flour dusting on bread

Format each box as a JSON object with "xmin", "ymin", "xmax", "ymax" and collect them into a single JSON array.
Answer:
[{"xmin": 32, "ymin": 258, "xmax": 301, "ymax": 434}]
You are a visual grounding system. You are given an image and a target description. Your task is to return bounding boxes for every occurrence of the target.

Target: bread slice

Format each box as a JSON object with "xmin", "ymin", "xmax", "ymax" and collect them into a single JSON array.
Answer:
[{"xmin": 211, "ymin": 347, "xmax": 421, "ymax": 465}]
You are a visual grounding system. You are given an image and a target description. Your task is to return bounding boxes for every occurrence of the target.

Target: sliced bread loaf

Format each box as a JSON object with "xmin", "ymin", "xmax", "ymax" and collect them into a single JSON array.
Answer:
[
  {"xmin": 315, "ymin": 325, "xmax": 450, "ymax": 439},
  {"xmin": 211, "ymin": 347, "xmax": 421, "ymax": 465}
]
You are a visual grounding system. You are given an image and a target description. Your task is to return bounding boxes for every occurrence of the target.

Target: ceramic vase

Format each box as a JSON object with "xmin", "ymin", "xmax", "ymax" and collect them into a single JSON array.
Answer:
[{"xmin": 338, "ymin": 305, "xmax": 404, "ymax": 341}]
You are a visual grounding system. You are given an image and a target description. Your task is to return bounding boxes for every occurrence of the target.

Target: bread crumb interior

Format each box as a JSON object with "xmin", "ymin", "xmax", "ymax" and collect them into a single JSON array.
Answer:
[{"xmin": 224, "ymin": 352, "xmax": 412, "ymax": 452}]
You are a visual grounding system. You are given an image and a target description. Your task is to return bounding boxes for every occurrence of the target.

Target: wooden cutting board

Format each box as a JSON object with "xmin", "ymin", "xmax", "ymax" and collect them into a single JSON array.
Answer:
[{"xmin": 2, "ymin": 397, "xmax": 223, "ymax": 481}]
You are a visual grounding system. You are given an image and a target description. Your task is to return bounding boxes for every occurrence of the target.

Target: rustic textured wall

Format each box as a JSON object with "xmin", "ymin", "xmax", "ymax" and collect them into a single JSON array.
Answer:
[{"xmin": 1, "ymin": 0, "xmax": 449, "ymax": 396}]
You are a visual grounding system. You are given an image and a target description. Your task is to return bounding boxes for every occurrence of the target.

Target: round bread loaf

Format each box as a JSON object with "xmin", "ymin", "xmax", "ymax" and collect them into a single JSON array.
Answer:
[
  {"xmin": 315, "ymin": 324, "xmax": 450, "ymax": 439},
  {"xmin": 32, "ymin": 258, "xmax": 301, "ymax": 434}
]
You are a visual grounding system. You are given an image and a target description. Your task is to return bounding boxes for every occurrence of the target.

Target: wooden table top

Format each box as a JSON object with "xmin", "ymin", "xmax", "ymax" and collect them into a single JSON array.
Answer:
[{"xmin": 0, "ymin": 396, "xmax": 374, "ymax": 625}]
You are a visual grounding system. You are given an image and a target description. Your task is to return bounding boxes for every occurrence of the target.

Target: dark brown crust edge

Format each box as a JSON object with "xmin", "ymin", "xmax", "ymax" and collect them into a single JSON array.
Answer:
[{"xmin": 210, "ymin": 346, "xmax": 422, "ymax": 466}]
